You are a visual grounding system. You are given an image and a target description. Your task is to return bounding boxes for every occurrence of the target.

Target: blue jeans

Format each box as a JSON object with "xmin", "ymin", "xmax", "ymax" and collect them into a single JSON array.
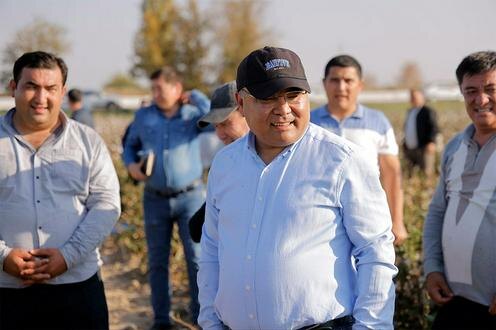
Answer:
[{"xmin": 143, "ymin": 186, "xmax": 203, "ymax": 325}]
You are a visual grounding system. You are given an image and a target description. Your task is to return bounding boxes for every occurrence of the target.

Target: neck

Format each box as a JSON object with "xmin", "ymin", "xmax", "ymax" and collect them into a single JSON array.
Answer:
[
  {"xmin": 13, "ymin": 114, "xmax": 61, "ymax": 149},
  {"xmin": 159, "ymin": 103, "xmax": 180, "ymax": 118},
  {"xmin": 473, "ymin": 129, "xmax": 496, "ymax": 147}
]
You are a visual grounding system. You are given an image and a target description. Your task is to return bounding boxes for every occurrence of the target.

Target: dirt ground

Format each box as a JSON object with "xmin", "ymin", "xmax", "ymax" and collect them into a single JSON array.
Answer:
[{"xmin": 101, "ymin": 242, "xmax": 197, "ymax": 330}]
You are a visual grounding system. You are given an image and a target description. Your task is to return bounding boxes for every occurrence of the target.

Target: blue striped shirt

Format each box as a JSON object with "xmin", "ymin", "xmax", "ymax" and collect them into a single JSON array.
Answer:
[
  {"xmin": 310, "ymin": 104, "xmax": 398, "ymax": 166},
  {"xmin": 198, "ymin": 123, "xmax": 397, "ymax": 330}
]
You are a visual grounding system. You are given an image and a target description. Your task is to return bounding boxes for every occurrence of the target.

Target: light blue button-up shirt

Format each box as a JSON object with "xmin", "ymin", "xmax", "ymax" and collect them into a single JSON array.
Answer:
[
  {"xmin": 122, "ymin": 89, "xmax": 210, "ymax": 190},
  {"xmin": 198, "ymin": 123, "xmax": 397, "ymax": 330},
  {"xmin": 0, "ymin": 109, "xmax": 121, "ymax": 287}
]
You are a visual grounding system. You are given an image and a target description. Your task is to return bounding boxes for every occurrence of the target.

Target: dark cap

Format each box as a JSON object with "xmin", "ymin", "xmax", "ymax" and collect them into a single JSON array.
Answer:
[
  {"xmin": 236, "ymin": 46, "xmax": 311, "ymax": 99},
  {"xmin": 197, "ymin": 81, "xmax": 238, "ymax": 128}
]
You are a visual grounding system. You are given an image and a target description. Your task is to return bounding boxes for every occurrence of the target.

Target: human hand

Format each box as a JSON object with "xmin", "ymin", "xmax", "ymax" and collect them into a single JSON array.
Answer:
[
  {"xmin": 127, "ymin": 162, "xmax": 147, "ymax": 181},
  {"xmin": 392, "ymin": 223, "xmax": 408, "ymax": 246},
  {"xmin": 26, "ymin": 248, "xmax": 68, "ymax": 284},
  {"xmin": 489, "ymin": 295, "xmax": 496, "ymax": 315},
  {"xmin": 425, "ymin": 142, "xmax": 436, "ymax": 154},
  {"xmin": 3, "ymin": 248, "xmax": 50, "ymax": 283},
  {"xmin": 180, "ymin": 91, "xmax": 192, "ymax": 104},
  {"xmin": 425, "ymin": 272, "xmax": 454, "ymax": 305}
]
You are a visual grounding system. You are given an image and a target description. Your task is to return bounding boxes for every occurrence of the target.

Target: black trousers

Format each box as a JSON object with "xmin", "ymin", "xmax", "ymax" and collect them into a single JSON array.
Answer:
[
  {"xmin": 432, "ymin": 296, "xmax": 496, "ymax": 330},
  {"xmin": 0, "ymin": 272, "xmax": 109, "ymax": 330}
]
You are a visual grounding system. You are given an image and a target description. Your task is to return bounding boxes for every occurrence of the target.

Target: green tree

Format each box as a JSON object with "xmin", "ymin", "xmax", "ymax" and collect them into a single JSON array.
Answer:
[
  {"xmin": 133, "ymin": 0, "xmax": 179, "ymax": 78},
  {"xmin": 215, "ymin": 0, "xmax": 271, "ymax": 83},
  {"xmin": 1, "ymin": 19, "xmax": 70, "ymax": 89},
  {"xmin": 133, "ymin": 0, "xmax": 208, "ymax": 90}
]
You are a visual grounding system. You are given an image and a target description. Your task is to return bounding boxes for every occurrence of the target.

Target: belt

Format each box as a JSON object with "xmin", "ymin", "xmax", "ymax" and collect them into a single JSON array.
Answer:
[
  {"xmin": 145, "ymin": 180, "xmax": 201, "ymax": 198},
  {"xmin": 299, "ymin": 315, "xmax": 355, "ymax": 330}
]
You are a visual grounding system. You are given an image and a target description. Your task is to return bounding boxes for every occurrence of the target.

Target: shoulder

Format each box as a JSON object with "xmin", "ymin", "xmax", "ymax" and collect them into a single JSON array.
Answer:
[
  {"xmin": 305, "ymin": 123, "xmax": 356, "ymax": 159},
  {"xmin": 66, "ymin": 119, "xmax": 106, "ymax": 150},
  {"xmin": 359, "ymin": 104, "xmax": 393, "ymax": 132},
  {"xmin": 310, "ymin": 104, "xmax": 328, "ymax": 121}
]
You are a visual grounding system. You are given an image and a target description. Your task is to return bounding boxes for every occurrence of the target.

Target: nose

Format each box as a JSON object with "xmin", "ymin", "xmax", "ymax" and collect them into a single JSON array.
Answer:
[
  {"xmin": 33, "ymin": 88, "xmax": 48, "ymax": 103},
  {"xmin": 272, "ymin": 99, "xmax": 292, "ymax": 116},
  {"xmin": 475, "ymin": 91, "xmax": 490, "ymax": 106}
]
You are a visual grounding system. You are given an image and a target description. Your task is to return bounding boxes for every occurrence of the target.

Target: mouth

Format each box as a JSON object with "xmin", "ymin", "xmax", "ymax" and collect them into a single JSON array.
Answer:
[
  {"xmin": 271, "ymin": 121, "xmax": 294, "ymax": 127},
  {"xmin": 474, "ymin": 107, "xmax": 494, "ymax": 113},
  {"xmin": 31, "ymin": 105, "xmax": 48, "ymax": 114}
]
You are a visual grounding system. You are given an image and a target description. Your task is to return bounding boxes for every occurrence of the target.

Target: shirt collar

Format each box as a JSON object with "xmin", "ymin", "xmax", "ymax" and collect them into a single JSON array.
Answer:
[
  {"xmin": 245, "ymin": 125, "xmax": 309, "ymax": 162},
  {"xmin": 1, "ymin": 108, "xmax": 68, "ymax": 139},
  {"xmin": 322, "ymin": 103, "xmax": 364, "ymax": 119}
]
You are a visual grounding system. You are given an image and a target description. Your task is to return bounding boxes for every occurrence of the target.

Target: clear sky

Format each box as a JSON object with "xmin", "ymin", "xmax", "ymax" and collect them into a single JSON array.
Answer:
[{"xmin": 1, "ymin": 0, "xmax": 494, "ymax": 92}]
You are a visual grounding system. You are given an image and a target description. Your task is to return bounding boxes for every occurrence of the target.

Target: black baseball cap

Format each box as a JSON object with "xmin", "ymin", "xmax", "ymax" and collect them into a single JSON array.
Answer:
[
  {"xmin": 197, "ymin": 81, "xmax": 238, "ymax": 128},
  {"xmin": 236, "ymin": 46, "xmax": 311, "ymax": 99}
]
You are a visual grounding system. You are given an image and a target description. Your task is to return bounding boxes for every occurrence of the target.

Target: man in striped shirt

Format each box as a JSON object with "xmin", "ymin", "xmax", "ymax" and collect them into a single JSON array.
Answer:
[
  {"xmin": 311, "ymin": 55, "xmax": 407, "ymax": 245},
  {"xmin": 423, "ymin": 50, "xmax": 496, "ymax": 329}
]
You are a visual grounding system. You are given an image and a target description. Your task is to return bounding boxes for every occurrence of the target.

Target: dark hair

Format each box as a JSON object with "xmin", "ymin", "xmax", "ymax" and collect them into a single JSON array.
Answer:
[
  {"xmin": 149, "ymin": 66, "xmax": 182, "ymax": 84},
  {"xmin": 67, "ymin": 88, "xmax": 82, "ymax": 103},
  {"xmin": 456, "ymin": 51, "xmax": 496, "ymax": 86},
  {"xmin": 324, "ymin": 54, "xmax": 362, "ymax": 79},
  {"xmin": 13, "ymin": 51, "xmax": 68, "ymax": 84}
]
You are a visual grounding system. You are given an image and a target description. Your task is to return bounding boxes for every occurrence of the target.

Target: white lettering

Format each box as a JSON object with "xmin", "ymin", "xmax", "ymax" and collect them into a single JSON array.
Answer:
[{"xmin": 264, "ymin": 59, "xmax": 290, "ymax": 71}]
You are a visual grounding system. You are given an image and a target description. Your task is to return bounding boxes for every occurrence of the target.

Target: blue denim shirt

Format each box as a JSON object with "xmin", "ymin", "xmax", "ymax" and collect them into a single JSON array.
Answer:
[{"xmin": 122, "ymin": 90, "xmax": 210, "ymax": 190}]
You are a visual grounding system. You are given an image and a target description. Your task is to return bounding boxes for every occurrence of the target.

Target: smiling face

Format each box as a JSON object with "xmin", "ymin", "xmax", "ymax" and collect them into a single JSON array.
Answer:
[
  {"xmin": 10, "ymin": 67, "xmax": 66, "ymax": 133},
  {"xmin": 237, "ymin": 88, "xmax": 309, "ymax": 160},
  {"xmin": 214, "ymin": 109, "xmax": 249, "ymax": 145},
  {"xmin": 460, "ymin": 70, "xmax": 496, "ymax": 138},
  {"xmin": 323, "ymin": 66, "xmax": 363, "ymax": 116}
]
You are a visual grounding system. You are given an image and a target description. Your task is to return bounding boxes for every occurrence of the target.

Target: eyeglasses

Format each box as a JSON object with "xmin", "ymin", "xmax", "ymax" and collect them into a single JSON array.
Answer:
[{"xmin": 241, "ymin": 88, "xmax": 308, "ymax": 109}]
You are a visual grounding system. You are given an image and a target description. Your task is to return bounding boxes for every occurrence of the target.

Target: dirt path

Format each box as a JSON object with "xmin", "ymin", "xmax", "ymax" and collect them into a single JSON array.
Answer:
[{"xmin": 101, "ymin": 242, "xmax": 197, "ymax": 330}]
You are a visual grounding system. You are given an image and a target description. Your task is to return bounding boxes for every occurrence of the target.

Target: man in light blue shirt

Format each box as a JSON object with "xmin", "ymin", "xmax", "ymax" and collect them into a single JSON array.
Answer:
[
  {"xmin": 198, "ymin": 46, "xmax": 397, "ymax": 330},
  {"xmin": 311, "ymin": 55, "xmax": 407, "ymax": 246},
  {"xmin": 0, "ymin": 51, "xmax": 120, "ymax": 330},
  {"xmin": 123, "ymin": 66, "xmax": 210, "ymax": 329}
]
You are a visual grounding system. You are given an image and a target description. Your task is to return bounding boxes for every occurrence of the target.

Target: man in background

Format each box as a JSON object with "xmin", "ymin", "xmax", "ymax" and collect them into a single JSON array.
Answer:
[
  {"xmin": 423, "ymin": 50, "xmax": 496, "ymax": 329},
  {"xmin": 0, "ymin": 51, "xmax": 120, "ymax": 330},
  {"xmin": 403, "ymin": 88, "xmax": 440, "ymax": 177},
  {"xmin": 67, "ymin": 88, "xmax": 94, "ymax": 128},
  {"xmin": 311, "ymin": 54, "xmax": 407, "ymax": 245},
  {"xmin": 189, "ymin": 81, "xmax": 249, "ymax": 243},
  {"xmin": 122, "ymin": 66, "xmax": 210, "ymax": 330}
]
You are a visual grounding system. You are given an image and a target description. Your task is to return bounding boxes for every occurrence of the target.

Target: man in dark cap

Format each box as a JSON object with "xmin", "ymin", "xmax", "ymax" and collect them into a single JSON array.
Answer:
[
  {"xmin": 198, "ymin": 46, "xmax": 397, "ymax": 330},
  {"xmin": 188, "ymin": 81, "xmax": 249, "ymax": 242}
]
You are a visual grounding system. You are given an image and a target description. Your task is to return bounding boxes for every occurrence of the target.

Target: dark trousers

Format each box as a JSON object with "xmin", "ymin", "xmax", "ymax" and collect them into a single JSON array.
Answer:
[
  {"xmin": 0, "ymin": 272, "xmax": 109, "ymax": 330},
  {"xmin": 432, "ymin": 296, "xmax": 496, "ymax": 330}
]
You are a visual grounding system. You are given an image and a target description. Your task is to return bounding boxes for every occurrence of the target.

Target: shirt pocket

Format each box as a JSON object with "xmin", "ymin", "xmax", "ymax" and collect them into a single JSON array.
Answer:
[{"xmin": 49, "ymin": 150, "xmax": 86, "ymax": 193}]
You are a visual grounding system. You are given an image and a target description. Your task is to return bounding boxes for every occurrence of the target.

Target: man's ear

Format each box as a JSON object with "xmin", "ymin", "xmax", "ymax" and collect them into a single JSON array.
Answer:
[
  {"xmin": 235, "ymin": 92, "xmax": 245, "ymax": 116},
  {"xmin": 8, "ymin": 80, "xmax": 16, "ymax": 97}
]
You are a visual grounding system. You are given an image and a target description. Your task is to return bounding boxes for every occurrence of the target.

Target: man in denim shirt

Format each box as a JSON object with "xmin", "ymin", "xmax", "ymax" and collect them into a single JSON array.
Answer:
[{"xmin": 123, "ymin": 67, "xmax": 210, "ymax": 330}]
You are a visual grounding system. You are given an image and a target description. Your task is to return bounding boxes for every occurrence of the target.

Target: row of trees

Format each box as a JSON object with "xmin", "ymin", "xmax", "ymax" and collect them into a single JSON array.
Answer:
[{"xmin": 0, "ymin": 0, "xmax": 425, "ymax": 93}]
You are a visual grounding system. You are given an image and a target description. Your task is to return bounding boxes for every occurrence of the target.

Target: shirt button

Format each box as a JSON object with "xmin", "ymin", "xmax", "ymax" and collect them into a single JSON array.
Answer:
[
  {"xmin": 251, "ymin": 223, "xmax": 256, "ymax": 229},
  {"xmin": 36, "ymin": 176, "xmax": 40, "ymax": 179},
  {"xmin": 245, "ymin": 285, "xmax": 251, "ymax": 291},
  {"xmin": 36, "ymin": 200, "xmax": 40, "ymax": 203},
  {"xmin": 246, "ymin": 255, "xmax": 252, "ymax": 260},
  {"xmin": 249, "ymin": 314, "xmax": 255, "ymax": 319},
  {"xmin": 38, "ymin": 226, "xmax": 42, "ymax": 230},
  {"xmin": 258, "ymin": 196, "xmax": 262, "ymax": 201}
]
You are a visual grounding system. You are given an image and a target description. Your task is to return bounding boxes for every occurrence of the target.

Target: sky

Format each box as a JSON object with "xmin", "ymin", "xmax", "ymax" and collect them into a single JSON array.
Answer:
[{"xmin": 1, "ymin": 0, "xmax": 495, "ymax": 93}]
